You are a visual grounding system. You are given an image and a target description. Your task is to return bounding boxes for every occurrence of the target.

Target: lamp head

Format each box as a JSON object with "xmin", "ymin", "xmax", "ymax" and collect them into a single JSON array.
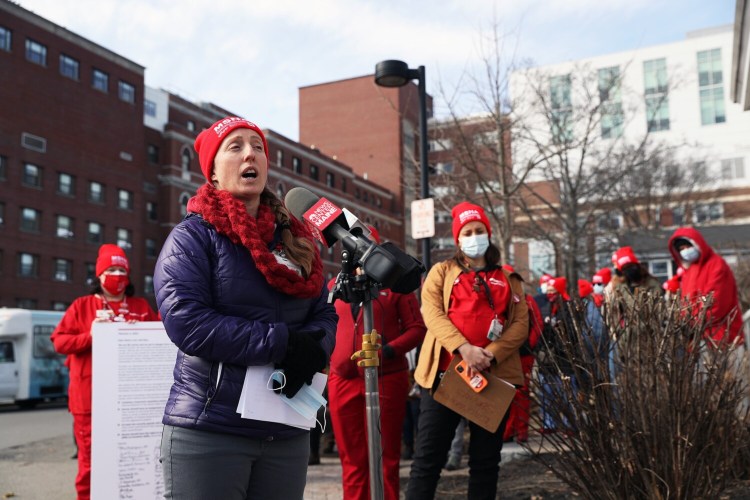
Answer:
[{"xmin": 375, "ymin": 60, "xmax": 413, "ymax": 87}]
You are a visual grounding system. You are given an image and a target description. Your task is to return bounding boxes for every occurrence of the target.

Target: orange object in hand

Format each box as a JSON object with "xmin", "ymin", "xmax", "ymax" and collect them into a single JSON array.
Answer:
[{"xmin": 456, "ymin": 360, "xmax": 487, "ymax": 393}]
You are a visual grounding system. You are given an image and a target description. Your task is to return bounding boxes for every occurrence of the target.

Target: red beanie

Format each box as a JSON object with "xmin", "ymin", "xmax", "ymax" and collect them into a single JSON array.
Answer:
[
  {"xmin": 578, "ymin": 279, "xmax": 594, "ymax": 299},
  {"xmin": 612, "ymin": 246, "xmax": 639, "ymax": 271},
  {"xmin": 547, "ymin": 276, "xmax": 570, "ymax": 300},
  {"xmin": 194, "ymin": 117, "xmax": 269, "ymax": 182},
  {"xmin": 451, "ymin": 202, "xmax": 491, "ymax": 243},
  {"xmin": 539, "ymin": 273, "xmax": 553, "ymax": 286},
  {"xmin": 95, "ymin": 244, "xmax": 129, "ymax": 277},
  {"xmin": 592, "ymin": 267, "xmax": 612, "ymax": 285}
]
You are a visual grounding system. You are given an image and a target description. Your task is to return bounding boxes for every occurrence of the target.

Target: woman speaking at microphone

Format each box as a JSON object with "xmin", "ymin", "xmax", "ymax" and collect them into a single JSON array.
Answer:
[
  {"xmin": 154, "ymin": 116, "xmax": 337, "ymax": 500},
  {"xmin": 406, "ymin": 202, "xmax": 529, "ymax": 500}
]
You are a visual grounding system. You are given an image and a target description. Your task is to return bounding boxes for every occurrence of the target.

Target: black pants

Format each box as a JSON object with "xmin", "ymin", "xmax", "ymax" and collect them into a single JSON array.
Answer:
[{"xmin": 406, "ymin": 387, "xmax": 508, "ymax": 500}]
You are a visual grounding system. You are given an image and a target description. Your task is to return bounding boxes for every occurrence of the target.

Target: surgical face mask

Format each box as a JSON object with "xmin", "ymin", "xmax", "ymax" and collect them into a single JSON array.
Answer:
[
  {"xmin": 679, "ymin": 246, "xmax": 700, "ymax": 264},
  {"xmin": 269, "ymin": 371, "xmax": 327, "ymax": 429},
  {"xmin": 459, "ymin": 233, "xmax": 490, "ymax": 258},
  {"xmin": 593, "ymin": 284, "xmax": 604, "ymax": 295},
  {"xmin": 539, "ymin": 284, "xmax": 548, "ymax": 295}
]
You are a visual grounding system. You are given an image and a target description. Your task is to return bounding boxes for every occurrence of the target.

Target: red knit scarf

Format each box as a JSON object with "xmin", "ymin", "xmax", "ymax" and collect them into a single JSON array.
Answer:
[{"xmin": 187, "ymin": 184, "xmax": 324, "ymax": 299}]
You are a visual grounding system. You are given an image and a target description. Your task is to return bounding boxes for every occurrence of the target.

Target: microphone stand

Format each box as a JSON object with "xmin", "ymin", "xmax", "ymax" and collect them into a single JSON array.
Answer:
[{"xmin": 329, "ymin": 250, "xmax": 384, "ymax": 500}]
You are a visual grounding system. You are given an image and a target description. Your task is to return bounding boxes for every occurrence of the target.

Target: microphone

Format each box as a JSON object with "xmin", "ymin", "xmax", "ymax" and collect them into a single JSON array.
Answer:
[{"xmin": 285, "ymin": 187, "xmax": 352, "ymax": 248}]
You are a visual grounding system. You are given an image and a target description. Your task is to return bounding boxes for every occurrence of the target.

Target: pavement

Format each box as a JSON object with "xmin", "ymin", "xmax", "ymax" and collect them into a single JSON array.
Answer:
[{"xmin": 0, "ymin": 433, "xmax": 540, "ymax": 500}]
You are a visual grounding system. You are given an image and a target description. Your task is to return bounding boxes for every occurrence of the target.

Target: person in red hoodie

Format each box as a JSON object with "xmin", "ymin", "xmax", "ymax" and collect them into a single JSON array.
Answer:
[
  {"xmin": 51, "ymin": 244, "xmax": 158, "ymax": 500},
  {"xmin": 327, "ymin": 226, "xmax": 427, "ymax": 500},
  {"xmin": 668, "ymin": 227, "xmax": 744, "ymax": 345},
  {"xmin": 502, "ymin": 265, "xmax": 542, "ymax": 443}
]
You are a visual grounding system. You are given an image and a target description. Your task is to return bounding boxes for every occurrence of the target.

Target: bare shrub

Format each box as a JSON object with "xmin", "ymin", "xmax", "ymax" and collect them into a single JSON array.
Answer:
[{"xmin": 527, "ymin": 294, "xmax": 750, "ymax": 499}]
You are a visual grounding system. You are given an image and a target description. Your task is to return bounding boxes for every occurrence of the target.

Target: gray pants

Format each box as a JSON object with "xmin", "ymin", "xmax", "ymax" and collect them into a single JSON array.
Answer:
[{"xmin": 161, "ymin": 425, "xmax": 309, "ymax": 500}]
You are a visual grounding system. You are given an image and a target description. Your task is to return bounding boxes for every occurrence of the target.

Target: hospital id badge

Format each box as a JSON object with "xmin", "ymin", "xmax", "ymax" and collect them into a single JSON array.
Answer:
[{"xmin": 487, "ymin": 318, "xmax": 503, "ymax": 341}]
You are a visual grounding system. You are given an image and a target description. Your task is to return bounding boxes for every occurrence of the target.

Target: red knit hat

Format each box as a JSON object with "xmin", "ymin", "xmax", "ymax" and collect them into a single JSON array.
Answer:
[
  {"xmin": 451, "ymin": 202, "xmax": 491, "ymax": 243},
  {"xmin": 578, "ymin": 279, "xmax": 594, "ymax": 299},
  {"xmin": 663, "ymin": 275, "xmax": 680, "ymax": 293},
  {"xmin": 95, "ymin": 244, "xmax": 129, "ymax": 277},
  {"xmin": 612, "ymin": 246, "xmax": 639, "ymax": 271},
  {"xmin": 592, "ymin": 267, "xmax": 612, "ymax": 285},
  {"xmin": 547, "ymin": 276, "xmax": 570, "ymax": 300},
  {"xmin": 539, "ymin": 273, "xmax": 553, "ymax": 285},
  {"xmin": 194, "ymin": 117, "xmax": 269, "ymax": 181}
]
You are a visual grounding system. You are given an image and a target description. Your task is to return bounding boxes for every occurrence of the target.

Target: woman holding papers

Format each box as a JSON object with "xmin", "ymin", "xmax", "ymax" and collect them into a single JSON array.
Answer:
[
  {"xmin": 51, "ymin": 243, "xmax": 158, "ymax": 500},
  {"xmin": 154, "ymin": 116, "xmax": 337, "ymax": 500},
  {"xmin": 406, "ymin": 202, "xmax": 529, "ymax": 500}
]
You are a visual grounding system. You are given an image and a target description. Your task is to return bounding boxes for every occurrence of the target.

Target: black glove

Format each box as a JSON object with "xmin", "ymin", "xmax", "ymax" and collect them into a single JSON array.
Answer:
[
  {"xmin": 382, "ymin": 344, "xmax": 396, "ymax": 359},
  {"xmin": 275, "ymin": 329, "xmax": 327, "ymax": 398}
]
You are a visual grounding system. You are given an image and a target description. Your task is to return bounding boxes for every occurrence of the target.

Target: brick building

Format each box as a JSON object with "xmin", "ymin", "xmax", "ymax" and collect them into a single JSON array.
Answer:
[{"xmin": 0, "ymin": 0, "xmax": 402, "ymax": 310}]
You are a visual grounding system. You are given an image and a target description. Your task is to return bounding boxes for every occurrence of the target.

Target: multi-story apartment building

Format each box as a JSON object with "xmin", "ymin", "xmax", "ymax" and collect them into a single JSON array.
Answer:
[
  {"xmin": 508, "ymin": 24, "xmax": 750, "ymax": 282},
  {"xmin": 0, "ymin": 0, "xmax": 402, "ymax": 309},
  {"xmin": 299, "ymin": 75, "xmax": 432, "ymax": 260}
]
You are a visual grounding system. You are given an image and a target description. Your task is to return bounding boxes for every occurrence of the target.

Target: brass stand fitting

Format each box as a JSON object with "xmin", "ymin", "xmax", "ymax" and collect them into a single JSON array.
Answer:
[{"xmin": 351, "ymin": 330, "xmax": 381, "ymax": 367}]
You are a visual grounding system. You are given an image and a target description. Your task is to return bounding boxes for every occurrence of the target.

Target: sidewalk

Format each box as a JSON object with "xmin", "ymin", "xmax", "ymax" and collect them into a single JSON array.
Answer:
[{"xmin": 0, "ymin": 434, "xmax": 542, "ymax": 499}]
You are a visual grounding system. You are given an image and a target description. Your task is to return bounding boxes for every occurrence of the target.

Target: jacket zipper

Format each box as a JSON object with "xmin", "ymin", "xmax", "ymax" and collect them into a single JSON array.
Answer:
[{"xmin": 202, "ymin": 361, "xmax": 223, "ymax": 415}]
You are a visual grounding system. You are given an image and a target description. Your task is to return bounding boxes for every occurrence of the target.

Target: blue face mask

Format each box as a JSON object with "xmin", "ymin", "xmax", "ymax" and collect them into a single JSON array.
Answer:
[
  {"xmin": 269, "ymin": 371, "xmax": 327, "ymax": 428},
  {"xmin": 459, "ymin": 233, "xmax": 490, "ymax": 258},
  {"xmin": 679, "ymin": 247, "xmax": 700, "ymax": 264},
  {"xmin": 593, "ymin": 284, "xmax": 604, "ymax": 295}
]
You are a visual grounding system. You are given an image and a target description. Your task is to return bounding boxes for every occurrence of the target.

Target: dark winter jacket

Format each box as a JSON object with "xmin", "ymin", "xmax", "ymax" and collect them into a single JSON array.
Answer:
[{"xmin": 154, "ymin": 213, "xmax": 338, "ymax": 440}]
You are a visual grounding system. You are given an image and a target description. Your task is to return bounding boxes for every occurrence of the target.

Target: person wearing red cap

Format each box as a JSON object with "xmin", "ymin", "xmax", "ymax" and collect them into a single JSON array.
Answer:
[
  {"xmin": 501, "ymin": 265, "xmax": 543, "ymax": 444},
  {"xmin": 668, "ymin": 227, "xmax": 744, "ymax": 345},
  {"xmin": 154, "ymin": 117, "xmax": 338, "ymax": 499},
  {"xmin": 51, "ymin": 244, "xmax": 158, "ymax": 500},
  {"xmin": 326, "ymin": 226, "xmax": 426, "ymax": 500},
  {"xmin": 591, "ymin": 268, "xmax": 612, "ymax": 307},
  {"xmin": 406, "ymin": 202, "xmax": 529, "ymax": 500},
  {"xmin": 608, "ymin": 247, "xmax": 661, "ymax": 305}
]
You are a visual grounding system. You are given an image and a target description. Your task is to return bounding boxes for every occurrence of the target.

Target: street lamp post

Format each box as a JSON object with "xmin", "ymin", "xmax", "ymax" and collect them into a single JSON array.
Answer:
[{"xmin": 374, "ymin": 60, "xmax": 431, "ymax": 271}]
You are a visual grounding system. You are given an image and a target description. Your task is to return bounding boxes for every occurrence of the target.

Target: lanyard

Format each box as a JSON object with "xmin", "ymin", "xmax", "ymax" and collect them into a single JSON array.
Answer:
[{"xmin": 472, "ymin": 271, "xmax": 496, "ymax": 311}]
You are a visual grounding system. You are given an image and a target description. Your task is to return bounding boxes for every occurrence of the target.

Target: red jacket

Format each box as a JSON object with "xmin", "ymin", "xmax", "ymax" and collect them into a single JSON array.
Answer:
[
  {"xmin": 51, "ymin": 294, "xmax": 158, "ymax": 413},
  {"xmin": 328, "ymin": 280, "xmax": 426, "ymax": 379},
  {"xmin": 668, "ymin": 227, "xmax": 743, "ymax": 343}
]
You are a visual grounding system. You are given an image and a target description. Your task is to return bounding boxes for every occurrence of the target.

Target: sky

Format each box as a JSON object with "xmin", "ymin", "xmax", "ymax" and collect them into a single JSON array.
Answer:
[{"xmin": 17, "ymin": 0, "xmax": 736, "ymax": 142}]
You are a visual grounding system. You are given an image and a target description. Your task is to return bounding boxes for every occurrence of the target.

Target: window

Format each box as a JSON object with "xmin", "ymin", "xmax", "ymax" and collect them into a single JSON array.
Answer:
[
  {"xmin": 88, "ymin": 181, "xmax": 104, "ymax": 203},
  {"xmin": 598, "ymin": 66, "xmax": 624, "ymax": 139},
  {"xmin": 0, "ymin": 155, "xmax": 6, "ymax": 180},
  {"xmin": 325, "ymin": 172, "xmax": 334, "ymax": 187},
  {"xmin": 0, "ymin": 341, "xmax": 14, "ymax": 362},
  {"xmin": 117, "ymin": 189, "xmax": 133, "ymax": 210},
  {"xmin": 53, "ymin": 259, "xmax": 72, "ymax": 282},
  {"xmin": 276, "ymin": 149, "xmax": 284, "ymax": 168},
  {"xmin": 33, "ymin": 325, "xmax": 58, "ymax": 358},
  {"xmin": 85, "ymin": 263, "xmax": 95, "ymax": 284},
  {"xmin": 144, "ymin": 99, "xmax": 157, "ymax": 117},
  {"xmin": 721, "ymin": 158, "xmax": 746, "ymax": 180},
  {"xmin": 25, "ymin": 38, "xmax": 46, "ymax": 66},
  {"xmin": 693, "ymin": 202, "xmax": 722, "ymax": 223},
  {"xmin": 56, "ymin": 215, "xmax": 74, "ymax": 239},
  {"xmin": 528, "ymin": 240, "xmax": 555, "ymax": 277},
  {"xmin": 16, "ymin": 298, "xmax": 37, "ymax": 309},
  {"xmin": 118, "ymin": 81, "xmax": 135, "ymax": 104},
  {"xmin": 57, "ymin": 172, "xmax": 75, "ymax": 196},
  {"xmin": 51, "ymin": 302, "xmax": 68, "ymax": 312},
  {"xmin": 92, "ymin": 68, "xmax": 108, "ymax": 92},
  {"xmin": 145, "ymin": 239, "xmax": 157, "ymax": 258},
  {"xmin": 292, "ymin": 157, "xmax": 301, "ymax": 174},
  {"xmin": 179, "ymin": 193, "xmax": 190, "ymax": 217},
  {"xmin": 275, "ymin": 182, "xmax": 285, "ymax": 199},
  {"xmin": 87, "ymin": 221, "xmax": 103, "ymax": 244},
  {"xmin": 181, "ymin": 149, "xmax": 191, "ymax": 172},
  {"xmin": 59, "ymin": 54, "xmax": 79, "ymax": 80},
  {"xmin": 146, "ymin": 201, "xmax": 157, "ymax": 221},
  {"xmin": 550, "ymin": 75, "xmax": 573, "ymax": 142},
  {"xmin": 647, "ymin": 259, "xmax": 671, "ymax": 282},
  {"xmin": 597, "ymin": 213, "xmax": 622, "ymax": 230},
  {"xmin": 22, "ymin": 163, "xmax": 42, "ymax": 187},
  {"xmin": 18, "ymin": 252, "xmax": 39, "ymax": 277},
  {"xmin": 672, "ymin": 206, "xmax": 685, "ymax": 226},
  {"xmin": 20, "ymin": 207, "xmax": 41, "ymax": 232},
  {"xmin": 436, "ymin": 162, "xmax": 454, "ymax": 174},
  {"xmin": 147, "ymin": 144, "xmax": 159, "ymax": 164},
  {"xmin": 643, "ymin": 58, "xmax": 670, "ymax": 132},
  {"xmin": 429, "ymin": 139, "xmax": 452, "ymax": 152},
  {"xmin": 144, "ymin": 275, "xmax": 154, "ymax": 295},
  {"xmin": 0, "ymin": 26, "xmax": 11, "ymax": 52},
  {"xmin": 697, "ymin": 48, "xmax": 725, "ymax": 125},
  {"xmin": 186, "ymin": 120, "xmax": 195, "ymax": 132},
  {"xmin": 116, "ymin": 228, "xmax": 132, "ymax": 249}
]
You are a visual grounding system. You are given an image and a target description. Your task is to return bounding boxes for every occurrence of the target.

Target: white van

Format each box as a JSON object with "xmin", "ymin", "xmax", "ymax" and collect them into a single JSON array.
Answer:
[{"xmin": 0, "ymin": 308, "xmax": 67, "ymax": 407}]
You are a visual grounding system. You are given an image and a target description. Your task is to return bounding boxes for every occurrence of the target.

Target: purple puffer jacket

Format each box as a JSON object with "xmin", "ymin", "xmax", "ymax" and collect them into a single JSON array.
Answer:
[{"xmin": 154, "ymin": 213, "xmax": 337, "ymax": 440}]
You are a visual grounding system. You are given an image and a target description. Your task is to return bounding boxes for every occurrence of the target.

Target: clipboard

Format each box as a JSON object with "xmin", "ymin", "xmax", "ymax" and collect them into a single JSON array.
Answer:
[{"xmin": 433, "ymin": 357, "xmax": 517, "ymax": 433}]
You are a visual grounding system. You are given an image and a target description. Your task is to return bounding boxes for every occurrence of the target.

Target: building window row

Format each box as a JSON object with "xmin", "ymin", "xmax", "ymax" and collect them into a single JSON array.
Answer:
[{"xmin": 0, "ymin": 25, "xmax": 136, "ymax": 103}]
